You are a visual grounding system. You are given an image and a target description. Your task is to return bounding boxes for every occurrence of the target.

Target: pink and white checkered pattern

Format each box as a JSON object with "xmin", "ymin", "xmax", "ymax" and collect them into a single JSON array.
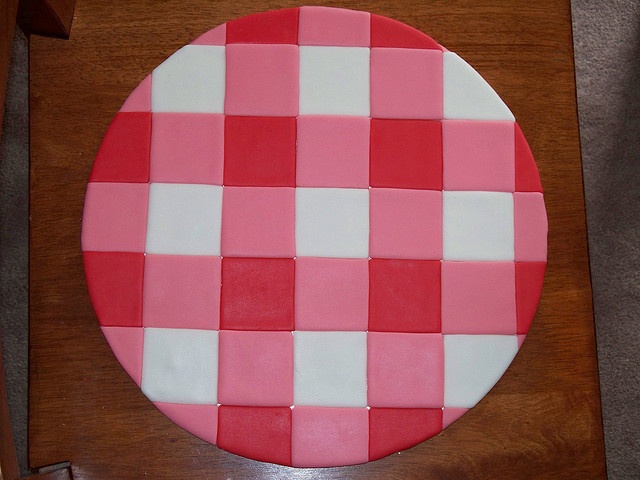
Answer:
[{"xmin": 81, "ymin": 6, "xmax": 547, "ymax": 468}]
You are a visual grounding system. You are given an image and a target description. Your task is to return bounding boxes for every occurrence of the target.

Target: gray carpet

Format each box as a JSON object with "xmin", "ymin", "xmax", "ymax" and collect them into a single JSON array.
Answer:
[
  {"xmin": 0, "ymin": 27, "xmax": 28, "ymax": 477},
  {"xmin": 571, "ymin": 1, "xmax": 640, "ymax": 478},
  {"xmin": 1, "ymin": 2, "xmax": 639, "ymax": 478}
]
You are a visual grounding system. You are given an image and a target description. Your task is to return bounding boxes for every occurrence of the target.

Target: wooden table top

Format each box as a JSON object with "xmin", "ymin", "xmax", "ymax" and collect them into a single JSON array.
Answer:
[{"xmin": 28, "ymin": 1, "xmax": 606, "ymax": 478}]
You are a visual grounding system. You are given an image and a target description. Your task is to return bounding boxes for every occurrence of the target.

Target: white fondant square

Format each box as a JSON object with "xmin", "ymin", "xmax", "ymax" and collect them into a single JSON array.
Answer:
[
  {"xmin": 443, "ymin": 191, "xmax": 514, "ymax": 261},
  {"xmin": 299, "ymin": 46, "xmax": 370, "ymax": 115},
  {"xmin": 295, "ymin": 187, "xmax": 369, "ymax": 258},
  {"xmin": 443, "ymin": 52, "xmax": 515, "ymax": 121},
  {"xmin": 141, "ymin": 327, "xmax": 218, "ymax": 404},
  {"xmin": 293, "ymin": 331, "xmax": 367, "ymax": 407},
  {"xmin": 443, "ymin": 335, "xmax": 518, "ymax": 408},
  {"xmin": 152, "ymin": 45, "xmax": 225, "ymax": 113},
  {"xmin": 146, "ymin": 183, "xmax": 223, "ymax": 255}
]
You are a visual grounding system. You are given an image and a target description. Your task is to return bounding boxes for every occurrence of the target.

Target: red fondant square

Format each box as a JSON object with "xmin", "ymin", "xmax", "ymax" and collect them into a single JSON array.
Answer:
[
  {"xmin": 369, "ymin": 408, "xmax": 442, "ymax": 460},
  {"xmin": 226, "ymin": 8, "xmax": 299, "ymax": 44},
  {"xmin": 150, "ymin": 113, "xmax": 224, "ymax": 185},
  {"xmin": 515, "ymin": 123, "xmax": 543, "ymax": 192},
  {"xmin": 441, "ymin": 261, "xmax": 517, "ymax": 335},
  {"xmin": 370, "ymin": 14, "xmax": 441, "ymax": 50},
  {"xmin": 224, "ymin": 116, "xmax": 296, "ymax": 187},
  {"xmin": 218, "ymin": 406, "xmax": 292, "ymax": 466},
  {"xmin": 515, "ymin": 262, "xmax": 546, "ymax": 334},
  {"xmin": 369, "ymin": 188, "xmax": 442, "ymax": 260},
  {"xmin": 218, "ymin": 330, "xmax": 293, "ymax": 406},
  {"xmin": 220, "ymin": 257, "xmax": 295, "ymax": 331},
  {"xmin": 291, "ymin": 406, "xmax": 369, "ymax": 467},
  {"xmin": 225, "ymin": 44, "xmax": 299, "ymax": 116},
  {"xmin": 84, "ymin": 252, "xmax": 144, "ymax": 327},
  {"xmin": 367, "ymin": 332, "xmax": 444, "ymax": 408},
  {"xmin": 369, "ymin": 259, "xmax": 441, "ymax": 333},
  {"xmin": 90, "ymin": 112, "xmax": 151, "ymax": 183},
  {"xmin": 370, "ymin": 119, "xmax": 442, "ymax": 190},
  {"xmin": 142, "ymin": 255, "xmax": 221, "ymax": 330}
]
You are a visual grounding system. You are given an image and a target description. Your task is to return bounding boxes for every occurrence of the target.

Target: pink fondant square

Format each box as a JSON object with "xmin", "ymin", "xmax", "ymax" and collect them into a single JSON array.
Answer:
[
  {"xmin": 518, "ymin": 334, "xmax": 527, "ymax": 348},
  {"xmin": 101, "ymin": 326, "xmax": 144, "ymax": 386},
  {"xmin": 443, "ymin": 120, "xmax": 515, "ymax": 191},
  {"xmin": 294, "ymin": 258, "xmax": 368, "ymax": 331},
  {"xmin": 218, "ymin": 330, "xmax": 293, "ymax": 406},
  {"xmin": 367, "ymin": 332, "xmax": 444, "ymax": 408},
  {"xmin": 298, "ymin": 6, "xmax": 370, "ymax": 46},
  {"xmin": 142, "ymin": 255, "xmax": 221, "ymax": 330},
  {"xmin": 154, "ymin": 403, "xmax": 218, "ymax": 444},
  {"xmin": 514, "ymin": 192, "xmax": 548, "ymax": 261},
  {"xmin": 370, "ymin": 188, "xmax": 442, "ymax": 259},
  {"xmin": 81, "ymin": 182, "xmax": 149, "ymax": 252},
  {"xmin": 296, "ymin": 116, "xmax": 369, "ymax": 188},
  {"xmin": 225, "ymin": 44, "xmax": 299, "ymax": 116},
  {"xmin": 150, "ymin": 113, "xmax": 224, "ymax": 185},
  {"xmin": 370, "ymin": 48, "xmax": 443, "ymax": 119},
  {"xmin": 120, "ymin": 75, "xmax": 151, "ymax": 112},
  {"xmin": 221, "ymin": 187, "xmax": 295, "ymax": 257},
  {"xmin": 441, "ymin": 261, "xmax": 517, "ymax": 334},
  {"xmin": 191, "ymin": 24, "xmax": 227, "ymax": 46},
  {"xmin": 291, "ymin": 406, "xmax": 369, "ymax": 467},
  {"xmin": 442, "ymin": 407, "xmax": 468, "ymax": 428}
]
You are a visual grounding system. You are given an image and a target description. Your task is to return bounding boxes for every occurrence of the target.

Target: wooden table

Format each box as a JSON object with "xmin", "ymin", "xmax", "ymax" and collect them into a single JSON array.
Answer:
[{"xmin": 28, "ymin": 1, "xmax": 607, "ymax": 478}]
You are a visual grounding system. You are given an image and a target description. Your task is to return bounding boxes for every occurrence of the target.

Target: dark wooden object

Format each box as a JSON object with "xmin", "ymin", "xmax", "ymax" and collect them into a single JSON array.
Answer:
[
  {"xmin": 0, "ymin": 0, "xmax": 19, "ymax": 130},
  {"xmin": 2, "ymin": 2, "xmax": 75, "ymax": 478},
  {"xmin": 0, "ymin": 340, "xmax": 20, "ymax": 480},
  {"xmin": 18, "ymin": 0, "xmax": 76, "ymax": 38},
  {"xmin": 28, "ymin": 1, "xmax": 606, "ymax": 478}
]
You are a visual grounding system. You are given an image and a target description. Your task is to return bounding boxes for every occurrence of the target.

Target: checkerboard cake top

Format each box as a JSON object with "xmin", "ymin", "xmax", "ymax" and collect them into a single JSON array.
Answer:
[{"xmin": 81, "ymin": 6, "xmax": 548, "ymax": 468}]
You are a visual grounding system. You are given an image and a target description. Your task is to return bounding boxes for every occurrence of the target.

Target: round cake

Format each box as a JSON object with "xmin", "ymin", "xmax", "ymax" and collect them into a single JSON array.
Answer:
[{"xmin": 81, "ymin": 6, "xmax": 548, "ymax": 468}]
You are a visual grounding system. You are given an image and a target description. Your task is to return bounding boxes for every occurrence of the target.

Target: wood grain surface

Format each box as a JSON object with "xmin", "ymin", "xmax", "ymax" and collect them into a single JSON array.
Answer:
[{"xmin": 29, "ymin": 1, "xmax": 606, "ymax": 479}]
